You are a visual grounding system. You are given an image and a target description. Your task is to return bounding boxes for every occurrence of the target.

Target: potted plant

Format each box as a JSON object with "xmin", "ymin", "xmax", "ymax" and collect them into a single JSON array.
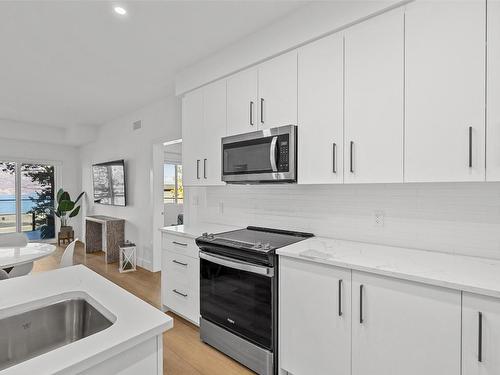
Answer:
[{"xmin": 55, "ymin": 189, "xmax": 84, "ymax": 233}]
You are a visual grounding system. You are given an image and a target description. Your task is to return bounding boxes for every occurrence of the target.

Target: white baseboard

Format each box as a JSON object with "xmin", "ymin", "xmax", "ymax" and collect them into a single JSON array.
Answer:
[{"xmin": 137, "ymin": 257, "xmax": 153, "ymax": 272}]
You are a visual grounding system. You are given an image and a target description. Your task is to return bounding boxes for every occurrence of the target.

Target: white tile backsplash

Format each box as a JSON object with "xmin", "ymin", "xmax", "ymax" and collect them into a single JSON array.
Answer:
[{"xmin": 185, "ymin": 183, "xmax": 500, "ymax": 259}]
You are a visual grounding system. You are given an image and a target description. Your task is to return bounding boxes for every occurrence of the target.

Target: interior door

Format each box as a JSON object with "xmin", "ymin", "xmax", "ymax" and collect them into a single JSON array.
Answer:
[
  {"xmin": 487, "ymin": 1, "xmax": 500, "ymax": 181},
  {"xmin": 344, "ymin": 8, "xmax": 404, "ymax": 183},
  {"xmin": 352, "ymin": 271, "xmax": 461, "ymax": 375},
  {"xmin": 405, "ymin": 1, "xmax": 486, "ymax": 182},
  {"xmin": 258, "ymin": 51, "xmax": 297, "ymax": 129},
  {"xmin": 202, "ymin": 80, "xmax": 226, "ymax": 185},
  {"xmin": 181, "ymin": 88, "xmax": 203, "ymax": 186},
  {"xmin": 463, "ymin": 292, "xmax": 500, "ymax": 375},
  {"xmin": 226, "ymin": 68, "xmax": 258, "ymax": 136},
  {"xmin": 298, "ymin": 33, "xmax": 344, "ymax": 184},
  {"xmin": 280, "ymin": 258, "xmax": 351, "ymax": 375}
]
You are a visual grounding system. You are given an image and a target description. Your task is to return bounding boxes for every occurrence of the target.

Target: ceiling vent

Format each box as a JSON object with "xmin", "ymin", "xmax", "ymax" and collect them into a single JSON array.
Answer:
[{"xmin": 133, "ymin": 120, "xmax": 142, "ymax": 131}]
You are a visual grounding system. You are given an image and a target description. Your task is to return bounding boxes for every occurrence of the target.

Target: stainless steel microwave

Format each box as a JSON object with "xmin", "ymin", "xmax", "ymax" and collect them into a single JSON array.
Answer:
[{"xmin": 221, "ymin": 125, "xmax": 297, "ymax": 184}]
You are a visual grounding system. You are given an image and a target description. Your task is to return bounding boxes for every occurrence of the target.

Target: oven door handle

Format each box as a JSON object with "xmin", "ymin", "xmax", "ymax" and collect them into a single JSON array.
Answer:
[
  {"xmin": 199, "ymin": 251, "xmax": 274, "ymax": 277},
  {"xmin": 270, "ymin": 136, "xmax": 278, "ymax": 172}
]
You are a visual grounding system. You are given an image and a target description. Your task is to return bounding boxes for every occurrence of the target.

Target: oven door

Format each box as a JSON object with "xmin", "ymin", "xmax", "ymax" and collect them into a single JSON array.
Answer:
[
  {"xmin": 221, "ymin": 125, "xmax": 296, "ymax": 183},
  {"xmin": 200, "ymin": 251, "xmax": 274, "ymax": 350}
]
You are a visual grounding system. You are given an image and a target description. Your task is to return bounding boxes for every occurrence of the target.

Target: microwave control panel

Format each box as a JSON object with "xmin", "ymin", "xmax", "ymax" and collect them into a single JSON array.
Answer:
[{"xmin": 277, "ymin": 134, "xmax": 289, "ymax": 172}]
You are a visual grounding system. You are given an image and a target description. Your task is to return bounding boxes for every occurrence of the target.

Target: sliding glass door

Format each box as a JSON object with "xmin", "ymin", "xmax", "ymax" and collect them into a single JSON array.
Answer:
[{"xmin": 0, "ymin": 161, "xmax": 55, "ymax": 240}]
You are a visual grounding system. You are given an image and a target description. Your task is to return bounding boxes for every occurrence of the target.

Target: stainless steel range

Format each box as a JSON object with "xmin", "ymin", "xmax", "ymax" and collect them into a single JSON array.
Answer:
[{"xmin": 195, "ymin": 226, "xmax": 313, "ymax": 375}]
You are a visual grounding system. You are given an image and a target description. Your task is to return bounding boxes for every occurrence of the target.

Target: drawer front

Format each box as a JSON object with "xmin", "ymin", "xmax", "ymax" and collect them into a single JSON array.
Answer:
[
  {"xmin": 162, "ymin": 233, "xmax": 199, "ymax": 259},
  {"xmin": 162, "ymin": 251, "xmax": 200, "ymax": 324}
]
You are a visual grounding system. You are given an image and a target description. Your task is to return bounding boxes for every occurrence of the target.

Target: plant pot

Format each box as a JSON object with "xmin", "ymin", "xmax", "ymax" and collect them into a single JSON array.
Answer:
[{"xmin": 60, "ymin": 225, "xmax": 73, "ymax": 234}]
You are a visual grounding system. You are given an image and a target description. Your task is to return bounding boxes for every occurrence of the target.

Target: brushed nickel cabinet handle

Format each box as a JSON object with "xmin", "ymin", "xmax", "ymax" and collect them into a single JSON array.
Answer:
[
  {"xmin": 172, "ymin": 260, "xmax": 188, "ymax": 267},
  {"xmin": 204, "ymin": 158, "xmax": 207, "ymax": 179},
  {"xmin": 478, "ymin": 311, "xmax": 483, "ymax": 362},
  {"xmin": 173, "ymin": 289, "xmax": 188, "ymax": 298},
  {"xmin": 469, "ymin": 126, "xmax": 473, "ymax": 168},
  {"xmin": 260, "ymin": 98, "xmax": 264, "ymax": 124},
  {"xmin": 333, "ymin": 143, "xmax": 337, "ymax": 174},
  {"xmin": 338, "ymin": 279, "xmax": 343, "ymax": 316},
  {"xmin": 350, "ymin": 141, "xmax": 354, "ymax": 173},
  {"xmin": 172, "ymin": 241, "xmax": 187, "ymax": 247},
  {"xmin": 360, "ymin": 284, "xmax": 364, "ymax": 324},
  {"xmin": 250, "ymin": 101, "xmax": 254, "ymax": 126},
  {"xmin": 196, "ymin": 159, "xmax": 200, "ymax": 179}
]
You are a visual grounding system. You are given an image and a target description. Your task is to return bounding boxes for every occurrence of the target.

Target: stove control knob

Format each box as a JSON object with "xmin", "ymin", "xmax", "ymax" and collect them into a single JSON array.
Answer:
[
  {"xmin": 263, "ymin": 243, "xmax": 271, "ymax": 250},
  {"xmin": 208, "ymin": 233, "xmax": 215, "ymax": 239},
  {"xmin": 202, "ymin": 232, "xmax": 208, "ymax": 238},
  {"xmin": 255, "ymin": 242, "xmax": 263, "ymax": 249}
]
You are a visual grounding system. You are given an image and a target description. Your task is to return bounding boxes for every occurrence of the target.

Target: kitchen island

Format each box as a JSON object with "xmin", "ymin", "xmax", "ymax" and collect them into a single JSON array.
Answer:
[{"xmin": 0, "ymin": 265, "xmax": 172, "ymax": 375}]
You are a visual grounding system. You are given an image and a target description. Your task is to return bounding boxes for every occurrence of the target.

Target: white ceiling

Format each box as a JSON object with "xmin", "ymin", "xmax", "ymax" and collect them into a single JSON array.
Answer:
[{"xmin": 0, "ymin": 1, "xmax": 306, "ymax": 129}]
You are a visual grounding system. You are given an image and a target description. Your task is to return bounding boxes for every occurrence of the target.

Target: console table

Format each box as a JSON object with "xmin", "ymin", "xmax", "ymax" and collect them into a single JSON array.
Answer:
[{"xmin": 85, "ymin": 215, "xmax": 125, "ymax": 263}]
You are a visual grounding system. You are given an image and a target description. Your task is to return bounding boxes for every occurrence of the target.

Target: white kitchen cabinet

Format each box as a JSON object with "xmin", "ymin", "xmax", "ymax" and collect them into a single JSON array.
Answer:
[
  {"xmin": 182, "ymin": 88, "xmax": 204, "ymax": 186},
  {"xmin": 487, "ymin": 1, "xmax": 500, "ymax": 181},
  {"xmin": 344, "ymin": 9, "xmax": 404, "ymax": 183},
  {"xmin": 298, "ymin": 33, "xmax": 344, "ymax": 184},
  {"xmin": 351, "ymin": 271, "xmax": 461, "ymax": 375},
  {"xmin": 226, "ymin": 68, "xmax": 258, "ymax": 136},
  {"xmin": 201, "ymin": 80, "xmax": 226, "ymax": 185},
  {"xmin": 405, "ymin": 1, "xmax": 486, "ymax": 182},
  {"xmin": 258, "ymin": 51, "xmax": 298, "ymax": 129},
  {"xmin": 463, "ymin": 292, "xmax": 500, "ymax": 374},
  {"xmin": 279, "ymin": 258, "xmax": 351, "ymax": 375}
]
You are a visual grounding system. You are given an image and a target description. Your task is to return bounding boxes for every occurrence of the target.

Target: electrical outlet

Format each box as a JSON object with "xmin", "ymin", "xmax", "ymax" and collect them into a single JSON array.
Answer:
[
  {"xmin": 374, "ymin": 211, "xmax": 385, "ymax": 227},
  {"xmin": 218, "ymin": 201, "xmax": 224, "ymax": 215}
]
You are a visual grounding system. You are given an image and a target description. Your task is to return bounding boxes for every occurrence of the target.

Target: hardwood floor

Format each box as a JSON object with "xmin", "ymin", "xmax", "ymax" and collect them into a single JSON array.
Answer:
[{"xmin": 33, "ymin": 244, "xmax": 254, "ymax": 375}]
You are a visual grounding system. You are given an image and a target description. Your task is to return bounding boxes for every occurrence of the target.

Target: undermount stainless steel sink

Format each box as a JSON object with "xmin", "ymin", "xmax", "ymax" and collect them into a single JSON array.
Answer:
[{"xmin": 0, "ymin": 297, "xmax": 114, "ymax": 371}]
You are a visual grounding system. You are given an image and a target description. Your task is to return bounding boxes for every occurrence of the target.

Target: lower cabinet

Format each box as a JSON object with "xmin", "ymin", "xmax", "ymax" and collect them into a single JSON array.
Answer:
[
  {"xmin": 462, "ymin": 292, "xmax": 500, "ymax": 374},
  {"xmin": 279, "ymin": 258, "xmax": 351, "ymax": 375},
  {"xmin": 351, "ymin": 271, "xmax": 461, "ymax": 375},
  {"xmin": 279, "ymin": 258, "xmax": 463, "ymax": 375},
  {"xmin": 161, "ymin": 233, "xmax": 200, "ymax": 325}
]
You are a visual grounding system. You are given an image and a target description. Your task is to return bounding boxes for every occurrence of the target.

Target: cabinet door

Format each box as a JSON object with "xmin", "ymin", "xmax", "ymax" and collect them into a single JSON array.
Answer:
[
  {"xmin": 298, "ymin": 33, "xmax": 344, "ymax": 184},
  {"xmin": 202, "ymin": 80, "xmax": 226, "ymax": 185},
  {"xmin": 487, "ymin": 1, "xmax": 500, "ymax": 181},
  {"xmin": 226, "ymin": 68, "xmax": 258, "ymax": 136},
  {"xmin": 344, "ymin": 9, "xmax": 404, "ymax": 183},
  {"xmin": 258, "ymin": 51, "xmax": 298, "ymax": 129},
  {"xmin": 181, "ymin": 88, "xmax": 203, "ymax": 186},
  {"xmin": 405, "ymin": 1, "xmax": 486, "ymax": 182},
  {"xmin": 351, "ymin": 271, "xmax": 461, "ymax": 375},
  {"xmin": 279, "ymin": 258, "xmax": 351, "ymax": 375},
  {"xmin": 463, "ymin": 293, "xmax": 500, "ymax": 375}
]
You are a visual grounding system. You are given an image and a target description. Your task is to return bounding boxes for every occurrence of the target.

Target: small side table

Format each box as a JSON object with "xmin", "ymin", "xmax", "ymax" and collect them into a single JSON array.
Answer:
[
  {"xmin": 58, "ymin": 230, "xmax": 74, "ymax": 246},
  {"xmin": 119, "ymin": 243, "xmax": 137, "ymax": 273}
]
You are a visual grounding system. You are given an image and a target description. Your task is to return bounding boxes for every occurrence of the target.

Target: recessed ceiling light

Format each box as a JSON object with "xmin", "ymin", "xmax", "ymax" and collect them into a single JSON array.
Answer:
[{"xmin": 113, "ymin": 6, "xmax": 127, "ymax": 16}]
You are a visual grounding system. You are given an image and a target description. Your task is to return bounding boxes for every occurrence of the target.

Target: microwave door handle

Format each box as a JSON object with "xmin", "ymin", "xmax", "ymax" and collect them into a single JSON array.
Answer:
[
  {"xmin": 199, "ymin": 251, "xmax": 274, "ymax": 277},
  {"xmin": 270, "ymin": 136, "xmax": 278, "ymax": 172}
]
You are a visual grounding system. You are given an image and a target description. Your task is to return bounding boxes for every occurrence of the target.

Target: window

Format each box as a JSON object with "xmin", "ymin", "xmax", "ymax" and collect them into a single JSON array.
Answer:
[
  {"xmin": 164, "ymin": 163, "xmax": 183, "ymax": 204},
  {"xmin": 0, "ymin": 161, "xmax": 56, "ymax": 240}
]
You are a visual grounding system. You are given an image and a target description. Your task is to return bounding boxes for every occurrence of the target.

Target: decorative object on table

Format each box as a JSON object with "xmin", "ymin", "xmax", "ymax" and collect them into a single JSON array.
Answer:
[
  {"xmin": 54, "ymin": 188, "xmax": 84, "ymax": 239},
  {"xmin": 119, "ymin": 241, "xmax": 137, "ymax": 273},
  {"xmin": 58, "ymin": 229, "xmax": 74, "ymax": 246},
  {"xmin": 85, "ymin": 215, "xmax": 125, "ymax": 263}
]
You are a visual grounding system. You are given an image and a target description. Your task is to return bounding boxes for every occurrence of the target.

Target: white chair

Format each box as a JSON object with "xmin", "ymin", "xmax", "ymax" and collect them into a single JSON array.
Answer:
[
  {"xmin": 0, "ymin": 232, "xmax": 28, "ymax": 248},
  {"xmin": 60, "ymin": 239, "xmax": 78, "ymax": 268},
  {"xmin": 0, "ymin": 269, "xmax": 9, "ymax": 280},
  {"xmin": 8, "ymin": 262, "xmax": 33, "ymax": 278}
]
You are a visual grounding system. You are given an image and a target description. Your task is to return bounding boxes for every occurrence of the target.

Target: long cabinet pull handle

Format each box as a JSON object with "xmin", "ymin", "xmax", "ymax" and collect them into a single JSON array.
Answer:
[
  {"xmin": 173, "ymin": 289, "xmax": 188, "ymax": 298},
  {"xmin": 332, "ymin": 143, "xmax": 337, "ymax": 174},
  {"xmin": 196, "ymin": 159, "xmax": 200, "ymax": 179},
  {"xmin": 204, "ymin": 158, "xmax": 207, "ymax": 179},
  {"xmin": 359, "ymin": 284, "xmax": 364, "ymax": 324},
  {"xmin": 478, "ymin": 311, "xmax": 483, "ymax": 362},
  {"xmin": 172, "ymin": 241, "xmax": 188, "ymax": 247},
  {"xmin": 469, "ymin": 126, "xmax": 473, "ymax": 168},
  {"xmin": 260, "ymin": 98, "xmax": 264, "ymax": 124},
  {"xmin": 350, "ymin": 141, "xmax": 354, "ymax": 173},
  {"xmin": 338, "ymin": 279, "xmax": 343, "ymax": 316},
  {"xmin": 250, "ymin": 101, "xmax": 254, "ymax": 126},
  {"xmin": 172, "ymin": 260, "xmax": 188, "ymax": 267}
]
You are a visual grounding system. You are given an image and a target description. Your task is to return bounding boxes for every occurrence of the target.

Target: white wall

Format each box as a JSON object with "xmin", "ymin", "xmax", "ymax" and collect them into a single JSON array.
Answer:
[
  {"xmin": 0, "ymin": 137, "xmax": 82, "ymax": 238},
  {"xmin": 80, "ymin": 95, "xmax": 181, "ymax": 271},
  {"xmin": 186, "ymin": 183, "xmax": 500, "ymax": 260}
]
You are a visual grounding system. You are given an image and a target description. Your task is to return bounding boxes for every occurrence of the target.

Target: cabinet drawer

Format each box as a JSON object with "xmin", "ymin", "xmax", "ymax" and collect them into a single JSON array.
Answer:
[
  {"xmin": 162, "ymin": 251, "xmax": 200, "ymax": 325},
  {"xmin": 162, "ymin": 233, "xmax": 199, "ymax": 258}
]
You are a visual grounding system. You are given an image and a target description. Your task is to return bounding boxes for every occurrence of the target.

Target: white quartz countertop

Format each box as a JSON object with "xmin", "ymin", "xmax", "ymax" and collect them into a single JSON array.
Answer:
[
  {"xmin": 159, "ymin": 223, "xmax": 241, "ymax": 239},
  {"xmin": 0, "ymin": 265, "xmax": 173, "ymax": 375},
  {"xmin": 277, "ymin": 237, "xmax": 500, "ymax": 299}
]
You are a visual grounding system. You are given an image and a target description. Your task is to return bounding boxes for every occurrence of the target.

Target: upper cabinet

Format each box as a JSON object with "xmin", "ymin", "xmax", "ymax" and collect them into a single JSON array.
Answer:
[
  {"xmin": 226, "ymin": 51, "xmax": 298, "ymax": 136},
  {"xmin": 258, "ymin": 51, "xmax": 298, "ymax": 129},
  {"xmin": 182, "ymin": 81, "xmax": 226, "ymax": 186},
  {"xmin": 405, "ymin": 1, "xmax": 486, "ymax": 182},
  {"xmin": 298, "ymin": 33, "xmax": 344, "ymax": 184},
  {"xmin": 487, "ymin": 1, "xmax": 500, "ymax": 181},
  {"xmin": 226, "ymin": 68, "xmax": 258, "ymax": 136},
  {"xmin": 344, "ymin": 8, "xmax": 404, "ymax": 184}
]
